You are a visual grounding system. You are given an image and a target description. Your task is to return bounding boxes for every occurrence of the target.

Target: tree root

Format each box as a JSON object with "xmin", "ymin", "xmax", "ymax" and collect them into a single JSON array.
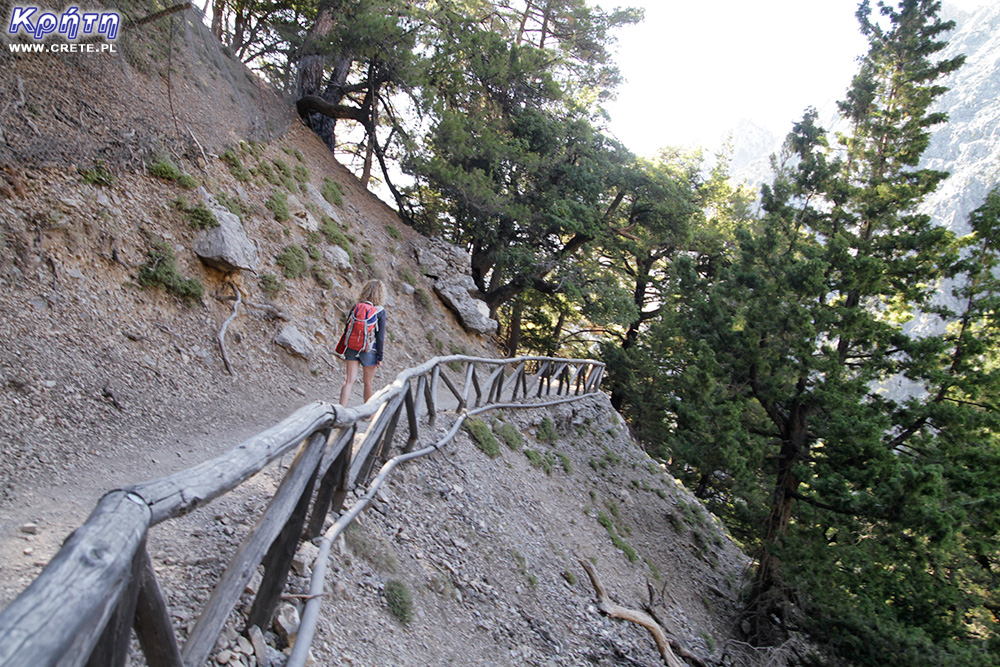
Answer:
[
  {"xmin": 218, "ymin": 282, "xmax": 242, "ymax": 376},
  {"xmin": 578, "ymin": 557, "xmax": 688, "ymax": 667}
]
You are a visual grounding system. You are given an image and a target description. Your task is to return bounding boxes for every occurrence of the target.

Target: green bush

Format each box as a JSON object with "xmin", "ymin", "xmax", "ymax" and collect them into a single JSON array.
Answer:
[
  {"xmin": 79, "ymin": 162, "xmax": 115, "ymax": 187},
  {"xmin": 386, "ymin": 224, "xmax": 401, "ymax": 240},
  {"xmin": 220, "ymin": 149, "xmax": 251, "ymax": 181},
  {"xmin": 414, "ymin": 287, "xmax": 432, "ymax": 309},
  {"xmin": 384, "ymin": 579, "xmax": 413, "ymax": 624},
  {"xmin": 260, "ymin": 273, "xmax": 283, "ymax": 297},
  {"xmin": 322, "ymin": 177, "xmax": 343, "ymax": 206},
  {"xmin": 294, "ymin": 164, "xmax": 310, "ymax": 183},
  {"xmin": 265, "ymin": 191, "xmax": 289, "ymax": 222},
  {"xmin": 596, "ymin": 511, "xmax": 638, "ymax": 562},
  {"xmin": 186, "ymin": 204, "xmax": 218, "ymax": 229},
  {"xmin": 494, "ymin": 421, "xmax": 524, "ymax": 450},
  {"xmin": 463, "ymin": 417, "xmax": 500, "ymax": 458},
  {"xmin": 525, "ymin": 449, "xmax": 554, "ymax": 475},
  {"xmin": 255, "ymin": 159, "xmax": 280, "ymax": 186},
  {"xmin": 536, "ymin": 417, "xmax": 557, "ymax": 444},
  {"xmin": 276, "ymin": 245, "xmax": 308, "ymax": 279},
  {"xmin": 320, "ymin": 216, "xmax": 352, "ymax": 257},
  {"xmin": 137, "ymin": 241, "xmax": 203, "ymax": 305}
]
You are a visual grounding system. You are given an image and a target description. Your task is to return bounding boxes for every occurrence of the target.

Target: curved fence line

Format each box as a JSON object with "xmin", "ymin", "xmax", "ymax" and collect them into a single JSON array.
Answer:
[{"xmin": 0, "ymin": 354, "xmax": 604, "ymax": 667}]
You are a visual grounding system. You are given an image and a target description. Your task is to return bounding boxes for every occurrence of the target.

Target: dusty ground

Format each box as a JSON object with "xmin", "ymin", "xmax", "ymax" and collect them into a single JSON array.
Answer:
[{"xmin": 0, "ymin": 10, "xmax": 790, "ymax": 665}]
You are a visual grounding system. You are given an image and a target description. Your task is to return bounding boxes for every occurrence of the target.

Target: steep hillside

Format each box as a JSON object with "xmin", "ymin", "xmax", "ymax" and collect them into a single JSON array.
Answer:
[{"xmin": 0, "ymin": 8, "xmax": 762, "ymax": 667}]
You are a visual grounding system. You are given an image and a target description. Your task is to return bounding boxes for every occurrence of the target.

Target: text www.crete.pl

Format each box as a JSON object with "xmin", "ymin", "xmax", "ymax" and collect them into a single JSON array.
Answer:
[{"xmin": 8, "ymin": 41, "xmax": 118, "ymax": 53}]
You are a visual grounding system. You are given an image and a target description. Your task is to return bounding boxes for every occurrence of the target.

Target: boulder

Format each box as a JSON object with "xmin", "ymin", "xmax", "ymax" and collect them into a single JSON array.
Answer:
[
  {"xmin": 273, "ymin": 324, "xmax": 315, "ymax": 360},
  {"xmin": 192, "ymin": 188, "xmax": 259, "ymax": 272},
  {"xmin": 434, "ymin": 275, "xmax": 498, "ymax": 335},
  {"xmin": 415, "ymin": 237, "xmax": 499, "ymax": 335},
  {"xmin": 323, "ymin": 245, "xmax": 352, "ymax": 272}
]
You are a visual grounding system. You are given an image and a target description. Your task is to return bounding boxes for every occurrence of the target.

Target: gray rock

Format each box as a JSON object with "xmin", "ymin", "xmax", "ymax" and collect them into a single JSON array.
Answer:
[
  {"xmin": 433, "ymin": 276, "xmax": 498, "ymax": 335},
  {"xmin": 273, "ymin": 325, "xmax": 315, "ymax": 360},
  {"xmin": 286, "ymin": 194, "xmax": 320, "ymax": 232},
  {"xmin": 302, "ymin": 182, "xmax": 344, "ymax": 226},
  {"xmin": 273, "ymin": 603, "xmax": 300, "ymax": 644},
  {"xmin": 193, "ymin": 188, "xmax": 259, "ymax": 272},
  {"xmin": 323, "ymin": 245, "xmax": 352, "ymax": 272}
]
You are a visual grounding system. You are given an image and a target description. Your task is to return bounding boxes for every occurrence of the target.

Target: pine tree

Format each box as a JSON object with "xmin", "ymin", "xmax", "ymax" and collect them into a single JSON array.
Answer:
[{"xmin": 656, "ymin": 1, "xmax": 1000, "ymax": 662}]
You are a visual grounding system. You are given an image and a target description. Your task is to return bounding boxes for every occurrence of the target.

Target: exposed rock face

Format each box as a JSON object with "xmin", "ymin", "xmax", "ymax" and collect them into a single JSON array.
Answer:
[
  {"xmin": 193, "ymin": 188, "xmax": 259, "ymax": 272},
  {"xmin": 273, "ymin": 324, "xmax": 315, "ymax": 359},
  {"xmin": 323, "ymin": 245, "xmax": 352, "ymax": 272},
  {"xmin": 415, "ymin": 238, "xmax": 499, "ymax": 335}
]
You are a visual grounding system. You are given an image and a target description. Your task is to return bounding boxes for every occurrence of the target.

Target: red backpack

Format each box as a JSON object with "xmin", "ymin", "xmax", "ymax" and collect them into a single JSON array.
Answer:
[{"xmin": 336, "ymin": 301, "xmax": 382, "ymax": 356}]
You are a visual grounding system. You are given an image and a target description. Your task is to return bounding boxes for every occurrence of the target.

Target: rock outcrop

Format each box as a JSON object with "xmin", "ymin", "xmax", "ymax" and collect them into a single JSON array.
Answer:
[
  {"xmin": 414, "ymin": 238, "xmax": 498, "ymax": 335},
  {"xmin": 193, "ymin": 188, "xmax": 259, "ymax": 272}
]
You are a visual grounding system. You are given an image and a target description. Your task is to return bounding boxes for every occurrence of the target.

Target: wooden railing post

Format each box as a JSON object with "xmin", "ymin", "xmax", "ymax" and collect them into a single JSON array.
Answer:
[
  {"xmin": 246, "ymin": 432, "xmax": 325, "ymax": 633},
  {"xmin": 86, "ymin": 537, "xmax": 146, "ymax": 667},
  {"xmin": 305, "ymin": 428, "xmax": 355, "ymax": 540},
  {"xmin": 133, "ymin": 547, "xmax": 183, "ymax": 667},
  {"xmin": 403, "ymin": 382, "xmax": 419, "ymax": 453}
]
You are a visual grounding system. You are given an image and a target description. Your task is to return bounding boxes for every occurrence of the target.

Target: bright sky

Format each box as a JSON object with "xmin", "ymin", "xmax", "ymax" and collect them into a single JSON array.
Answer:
[{"xmin": 604, "ymin": 0, "xmax": 989, "ymax": 157}]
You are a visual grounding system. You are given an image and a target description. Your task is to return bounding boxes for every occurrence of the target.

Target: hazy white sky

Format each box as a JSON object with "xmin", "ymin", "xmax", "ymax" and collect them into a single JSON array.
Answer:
[{"xmin": 604, "ymin": 0, "xmax": 989, "ymax": 156}]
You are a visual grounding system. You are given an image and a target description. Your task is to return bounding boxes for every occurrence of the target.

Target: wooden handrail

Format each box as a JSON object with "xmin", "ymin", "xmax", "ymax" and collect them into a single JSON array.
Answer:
[{"xmin": 0, "ymin": 354, "xmax": 605, "ymax": 667}]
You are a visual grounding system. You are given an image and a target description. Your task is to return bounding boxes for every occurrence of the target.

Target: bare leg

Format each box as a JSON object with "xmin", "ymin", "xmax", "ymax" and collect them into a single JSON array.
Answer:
[
  {"xmin": 339, "ymin": 360, "xmax": 360, "ymax": 406},
  {"xmin": 361, "ymin": 364, "xmax": 378, "ymax": 404}
]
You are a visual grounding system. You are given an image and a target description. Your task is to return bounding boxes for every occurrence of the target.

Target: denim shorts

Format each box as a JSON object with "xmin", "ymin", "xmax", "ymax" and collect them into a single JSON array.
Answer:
[{"xmin": 344, "ymin": 348, "xmax": 378, "ymax": 367}]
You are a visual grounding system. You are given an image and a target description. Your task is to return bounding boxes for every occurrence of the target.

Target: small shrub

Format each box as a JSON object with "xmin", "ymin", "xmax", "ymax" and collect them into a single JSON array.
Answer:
[
  {"xmin": 596, "ymin": 511, "xmax": 638, "ymax": 562},
  {"xmin": 386, "ymin": 224, "xmax": 401, "ymax": 240},
  {"xmin": 265, "ymin": 191, "xmax": 289, "ymax": 222},
  {"xmin": 525, "ymin": 449, "xmax": 554, "ymax": 475},
  {"xmin": 561, "ymin": 570, "xmax": 576, "ymax": 586},
  {"xmin": 260, "ymin": 273, "xmax": 283, "ymax": 297},
  {"xmin": 557, "ymin": 452, "xmax": 573, "ymax": 474},
  {"xmin": 536, "ymin": 417, "xmax": 557, "ymax": 444},
  {"xmin": 384, "ymin": 580, "xmax": 413, "ymax": 624},
  {"xmin": 398, "ymin": 267, "xmax": 417, "ymax": 285},
  {"xmin": 272, "ymin": 158, "xmax": 292, "ymax": 178},
  {"xmin": 186, "ymin": 204, "xmax": 218, "ymax": 229},
  {"xmin": 312, "ymin": 266, "xmax": 333, "ymax": 289},
  {"xmin": 494, "ymin": 421, "xmax": 524, "ymax": 450},
  {"xmin": 255, "ymin": 160, "xmax": 280, "ymax": 185},
  {"xmin": 307, "ymin": 244, "xmax": 322, "ymax": 261},
  {"xmin": 322, "ymin": 177, "xmax": 343, "ymax": 206},
  {"xmin": 320, "ymin": 216, "xmax": 352, "ymax": 257},
  {"xmin": 148, "ymin": 156, "xmax": 181, "ymax": 181},
  {"xmin": 137, "ymin": 241, "xmax": 203, "ymax": 305},
  {"xmin": 414, "ymin": 287, "xmax": 432, "ymax": 309},
  {"xmin": 79, "ymin": 162, "xmax": 115, "ymax": 187},
  {"xmin": 220, "ymin": 149, "xmax": 251, "ymax": 181},
  {"xmin": 463, "ymin": 417, "xmax": 500, "ymax": 458},
  {"xmin": 276, "ymin": 245, "xmax": 308, "ymax": 279},
  {"xmin": 215, "ymin": 191, "xmax": 247, "ymax": 218},
  {"xmin": 294, "ymin": 164, "xmax": 310, "ymax": 183},
  {"xmin": 361, "ymin": 249, "xmax": 375, "ymax": 266}
]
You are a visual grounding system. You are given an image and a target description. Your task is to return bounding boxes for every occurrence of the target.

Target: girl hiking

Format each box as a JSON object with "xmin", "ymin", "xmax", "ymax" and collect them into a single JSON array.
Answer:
[{"xmin": 337, "ymin": 279, "xmax": 387, "ymax": 406}]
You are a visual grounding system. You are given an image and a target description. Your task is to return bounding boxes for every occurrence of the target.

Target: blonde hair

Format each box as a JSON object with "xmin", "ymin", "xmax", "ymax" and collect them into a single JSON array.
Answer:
[{"xmin": 358, "ymin": 279, "xmax": 386, "ymax": 306}]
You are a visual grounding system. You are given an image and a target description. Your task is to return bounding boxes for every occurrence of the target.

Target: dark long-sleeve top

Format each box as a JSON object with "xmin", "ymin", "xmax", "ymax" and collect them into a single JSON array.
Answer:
[{"xmin": 374, "ymin": 307, "xmax": 387, "ymax": 362}]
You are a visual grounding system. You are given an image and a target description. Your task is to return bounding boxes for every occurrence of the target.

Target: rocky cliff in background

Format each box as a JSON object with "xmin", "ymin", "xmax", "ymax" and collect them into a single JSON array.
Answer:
[{"xmin": 729, "ymin": 1, "xmax": 1000, "ymax": 232}]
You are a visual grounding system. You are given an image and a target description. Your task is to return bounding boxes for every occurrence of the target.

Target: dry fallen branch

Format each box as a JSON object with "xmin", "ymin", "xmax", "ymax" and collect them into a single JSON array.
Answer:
[
  {"xmin": 218, "ymin": 282, "xmax": 242, "ymax": 376},
  {"xmin": 578, "ymin": 558, "xmax": 686, "ymax": 667}
]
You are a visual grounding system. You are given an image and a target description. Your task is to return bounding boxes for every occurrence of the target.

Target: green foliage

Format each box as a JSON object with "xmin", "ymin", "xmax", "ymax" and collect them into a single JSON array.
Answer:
[
  {"xmin": 398, "ymin": 267, "xmax": 417, "ymax": 285},
  {"xmin": 322, "ymin": 177, "xmax": 343, "ymax": 207},
  {"xmin": 386, "ymin": 224, "xmax": 401, "ymax": 240},
  {"xmin": 385, "ymin": 579, "xmax": 413, "ymax": 624},
  {"xmin": 79, "ymin": 162, "xmax": 115, "ymax": 187},
  {"xmin": 260, "ymin": 273, "xmax": 283, "ymax": 297},
  {"xmin": 185, "ymin": 204, "xmax": 218, "ymax": 230},
  {"xmin": 463, "ymin": 417, "xmax": 500, "ymax": 458},
  {"xmin": 137, "ymin": 241, "xmax": 203, "ymax": 305},
  {"xmin": 557, "ymin": 452, "xmax": 573, "ymax": 474},
  {"xmin": 536, "ymin": 417, "xmax": 557, "ymax": 444},
  {"xmin": 524, "ymin": 448, "xmax": 554, "ymax": 475},
  {"xmin": 148, "ymin": 156, "xmax": 196, "ymax": 188},
  {"xmin": 220, "ymin": 149, "xmax": 251, "ymax": 181},
  {"xmin": 276, "ymin": 245, "xmax": 308, "ymax": 279},
  {"xmin": 312, "ymin": 266, "xmax": 333, "ymax": 289},
  {"xmin": 320, "ymin": 216, "xmax": 353, "ymax": 257},
  {"xmin": 414, "ymin": 287, "xmax": 432, "ymax": 309},
  {"xmin": 294, "ymin": 164, "xmax": 310, "ymax": 183},
  {"xmin": 596, "ymin": 511, "xmax": 637, "ymax": 562},
  {"xmin": 493, "ymin": 421, "xmax": 523, "ymax": 450},
  {"xmin": 265, "ymin": 191, "xmax": 289, "ymax": 222}
]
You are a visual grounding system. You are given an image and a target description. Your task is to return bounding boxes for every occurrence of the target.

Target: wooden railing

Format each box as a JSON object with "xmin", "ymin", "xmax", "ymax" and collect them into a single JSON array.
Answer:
[{"xmin": 0, "ymin": 355, "xmax": 605, "ymax": 667}]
